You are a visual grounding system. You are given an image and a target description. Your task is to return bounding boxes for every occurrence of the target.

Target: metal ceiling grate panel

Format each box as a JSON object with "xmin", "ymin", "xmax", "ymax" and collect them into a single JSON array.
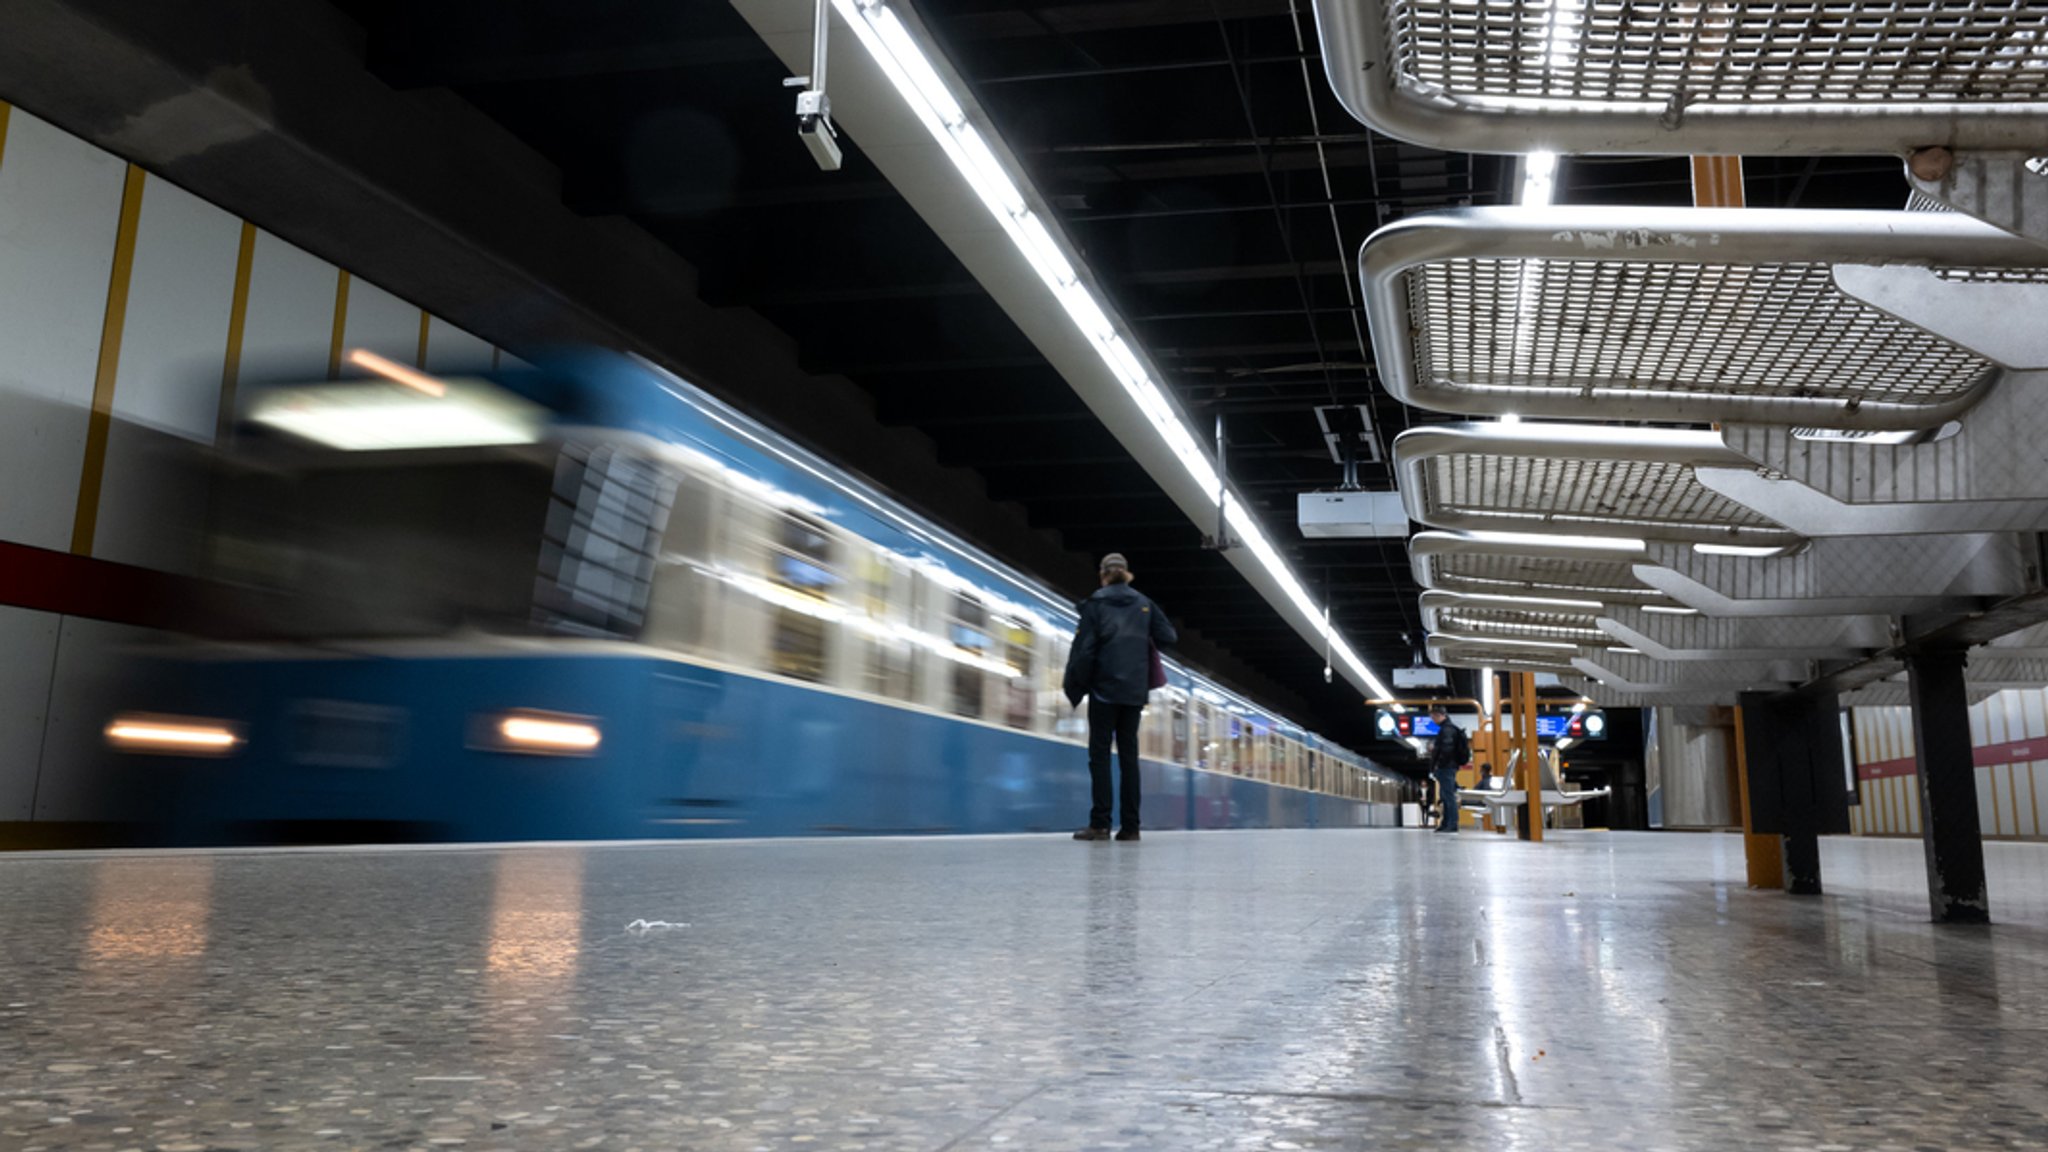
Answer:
[
  {"xmin": 1425, "ymin": 635, "xmax": 1585, "ymax": 671},
  {"xmin": 1419, "ymin": 451, "xmax": 1786, "ymax": 535},
  {"xmin": 1407, "ymin": 259, "xmax": 1995, "ymax": 413},
  {"xmin": 1417, "ymin": 550, "xmax": 1660, "ymax": 599},
  {"xmin": 1431, "ymin": 603, "xmax": 1608, "ymax": 644},
  {"xmin": 1387, "ymin": 0, "xmax": 2048, "ymax": 109},
  {"xmin": 1318, "ymin": 1, "xmax": 2048, "ymax": 152}
]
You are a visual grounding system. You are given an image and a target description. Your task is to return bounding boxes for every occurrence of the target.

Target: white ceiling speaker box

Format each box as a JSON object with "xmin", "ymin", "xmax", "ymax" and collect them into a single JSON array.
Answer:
[{"xmin": 1297, "ymin": 490, "xmax": 1409, "ymax": 538}]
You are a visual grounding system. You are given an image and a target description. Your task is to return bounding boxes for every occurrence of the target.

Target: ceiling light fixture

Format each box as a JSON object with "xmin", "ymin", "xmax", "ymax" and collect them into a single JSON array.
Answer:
[{"xmin": 830, "ymin": 0, "xmax": 1393, "ymax": 701}]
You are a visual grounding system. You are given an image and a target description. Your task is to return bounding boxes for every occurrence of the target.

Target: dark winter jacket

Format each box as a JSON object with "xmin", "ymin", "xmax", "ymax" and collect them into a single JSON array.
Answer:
[
  {"xmin": 1429, "ymin": 721, "xmax": 1470, "ymax": 774},
  {"xmin": 1062, "ymin": 583, "xmax": 1177, "ymax": 708}
]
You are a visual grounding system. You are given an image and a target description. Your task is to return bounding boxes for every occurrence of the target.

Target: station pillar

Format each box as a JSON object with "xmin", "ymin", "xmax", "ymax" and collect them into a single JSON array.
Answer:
[
  {"xmin": 1512, "ymin": 672, "xmax": 1543, "ymax": 842},
  {"xmin": 1731, "ymin": 707, "xmax": 1785, "ymax": 891},
  {"xmin": 1737, "ymin": 690, "xmax": 1850, "ymax": 895},
  {"xmin": 1905, "ymin": 649, "xmax": 1991, "ymax": 924}
]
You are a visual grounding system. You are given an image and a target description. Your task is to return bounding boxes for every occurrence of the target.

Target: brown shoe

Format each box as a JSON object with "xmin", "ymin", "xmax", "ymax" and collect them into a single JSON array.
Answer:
[
  {"xmin": 1073, "ymin": 827, "xmax": 1110, "ymax": 841},
  {"xmin": 1115, "ymin": 829, "xmax": 1140, "ymax": 842}
]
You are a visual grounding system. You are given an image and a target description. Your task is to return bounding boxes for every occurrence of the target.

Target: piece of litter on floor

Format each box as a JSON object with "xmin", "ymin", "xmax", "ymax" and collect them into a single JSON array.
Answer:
[{"xmin": 626, "ymin": 919, "xmax": 689, "ymax": 934}]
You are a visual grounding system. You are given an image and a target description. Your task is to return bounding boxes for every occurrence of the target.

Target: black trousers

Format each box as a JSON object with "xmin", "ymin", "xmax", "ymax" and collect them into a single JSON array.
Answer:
[{"xmin": 1087, "ymin": 699, "xmax": 1145, "ymax": 831}]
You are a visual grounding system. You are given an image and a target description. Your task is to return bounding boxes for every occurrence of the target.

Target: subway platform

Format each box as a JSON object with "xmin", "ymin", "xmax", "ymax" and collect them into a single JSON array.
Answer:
[{"xmin": 4, "ymin": 830, "xmax": 2048, "ymax": 1151}]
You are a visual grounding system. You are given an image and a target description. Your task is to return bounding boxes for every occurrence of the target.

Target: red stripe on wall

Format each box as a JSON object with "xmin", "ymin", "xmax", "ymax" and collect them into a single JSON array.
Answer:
[
  {"xmin": 1974, "ymin": 738, "xmax": 2048, "ymax": 771},
  {"xmin": 1860, "ymin": 756, "xmax": 1918, "ymax": 781},
  {"xmin": 0, "ymin": 540, "xmax": 192, "ymax": 630},
  {"xmin": 1858, "ymin": 738, "xmax": 2048, "ymax": 781}
]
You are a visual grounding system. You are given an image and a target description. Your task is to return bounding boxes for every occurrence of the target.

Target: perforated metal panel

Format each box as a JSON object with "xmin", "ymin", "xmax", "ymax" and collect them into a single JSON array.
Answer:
[
  {"xmin": 1431, "ymin": 604, "xmax": 1608, "ymax": 644},
  {"xmin": 1362, "ymin": 207, "xmax": 2042, "ymax": 428},
  {"xmin": 1316, "ymin": 0, "xmax": 2048, "ymax": 153},
  {"xmin": 1408, "ymin": 260, "xmax": 1994, "ymax": 414},
  {"xmin": 1415, "ymin": 548, "xmax": 1663, "ymax": 600},
  {"xmin": 1392, "ymin": 1, "xmax": 2048, "ymax": 108},
  {"xmin": 1415, "ymin": 450, "xmax": 1791, "ymax": 540},
  {"xmin": 1425, "ymin": 634, "xmax": 1585, "ymax": 671}
]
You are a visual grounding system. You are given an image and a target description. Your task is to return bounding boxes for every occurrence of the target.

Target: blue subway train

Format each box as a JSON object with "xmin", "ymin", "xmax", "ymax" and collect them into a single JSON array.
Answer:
[{"xmin": 109, "ymin": 351, "xmax": 1404, "ymax": 842}]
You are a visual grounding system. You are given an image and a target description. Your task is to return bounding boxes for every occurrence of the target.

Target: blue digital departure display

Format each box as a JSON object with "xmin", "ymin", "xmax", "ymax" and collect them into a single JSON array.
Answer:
[{"xmin": 1373, "ymin": 709, "xmax": 1603, "ymax": 741}]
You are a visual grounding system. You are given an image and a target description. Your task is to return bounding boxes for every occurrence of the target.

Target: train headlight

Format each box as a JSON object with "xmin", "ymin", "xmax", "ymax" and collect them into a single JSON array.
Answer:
[
  {"xmin": 105, "ymin": 714, "xmax": 242, "ymax": 756},
  {"xmin": 477, "ymin": 711, "xmax": 602, "ymax": 756}
]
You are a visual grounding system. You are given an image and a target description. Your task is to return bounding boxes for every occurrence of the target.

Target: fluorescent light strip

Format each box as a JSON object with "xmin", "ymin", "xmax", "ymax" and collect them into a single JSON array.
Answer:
[
  {"xmin": 833, "ymin": 0, "xmax": 1390, "ymax": 703},
  {"xmin": 1693, "ymin": 542, "xmax": 1788, "ymax": 558}
]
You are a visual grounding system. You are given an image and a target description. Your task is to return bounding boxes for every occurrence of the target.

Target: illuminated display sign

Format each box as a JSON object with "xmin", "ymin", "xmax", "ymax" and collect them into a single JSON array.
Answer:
[{"xmin": 1373, "ymin": 709, "xmax": 1606, "ymax": 741}]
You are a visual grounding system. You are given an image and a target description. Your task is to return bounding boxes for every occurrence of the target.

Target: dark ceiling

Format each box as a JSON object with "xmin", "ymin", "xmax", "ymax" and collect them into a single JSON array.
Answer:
[{"xmin": 327, "ymin": 0, "xmax": 1909, "ymax": 759}]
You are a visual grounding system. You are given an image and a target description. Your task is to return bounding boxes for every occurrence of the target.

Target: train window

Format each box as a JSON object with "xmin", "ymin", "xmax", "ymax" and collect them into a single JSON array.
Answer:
[
  {"xmin": 765, "ymin": 513, "xmax": 840, "ymax": 683},
  {"xmin": 945, "ymin": 592, "xmax": 989, "ymax": 719},
  {"xmin": 1169, "ymin": 693, "xmax": 1188, "ymax": 765},
  {"xmin": 644, "ymin": 472, "xmax": 721, "ymax": 655},
  {"xmin": 1043, "ymin": 632, "xmax": 1080, "ymax": 738},
  {"xmin": 203, "ymin": 449, "xmax": 559, "ymax": 641},
  {"xmin": 536, "ymin": 443, "xmax": 681, "ymax": 638},
  {"xmin": 855, "ymin": 554, "xmax": 916, "ymax": 701},
  {"xmin": 1000, "ymin": 618, "xmax": 1035, "ymax": 729}
]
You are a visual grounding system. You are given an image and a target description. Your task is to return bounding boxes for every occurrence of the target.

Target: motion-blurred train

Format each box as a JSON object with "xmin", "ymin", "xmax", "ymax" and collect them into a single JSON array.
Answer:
[{"xmin": 107, "ymin": 351, "xmax": 1406, "ymax": 842}]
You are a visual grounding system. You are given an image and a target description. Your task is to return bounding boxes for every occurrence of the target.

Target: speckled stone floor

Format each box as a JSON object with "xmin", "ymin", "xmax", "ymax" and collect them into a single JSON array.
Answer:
[{"xmin": 4, "ymin": 829, "xmax": 2048, "ymax": 1151}]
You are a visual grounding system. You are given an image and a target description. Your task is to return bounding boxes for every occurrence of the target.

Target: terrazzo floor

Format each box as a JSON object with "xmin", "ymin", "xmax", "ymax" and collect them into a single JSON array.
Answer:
[{"xmin": 4, "ymin": 829, "xmax": 2048, "ymax": 1151}]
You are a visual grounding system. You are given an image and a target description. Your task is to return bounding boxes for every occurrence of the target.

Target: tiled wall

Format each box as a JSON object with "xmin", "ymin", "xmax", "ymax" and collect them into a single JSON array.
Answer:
[
  {"xmin": 1849, "ymin": 690, "xmax": 2048, "ymax": 840},
  {"xmin": 0, "ymin": 102, "xmax": 502, "ymax": 824}
]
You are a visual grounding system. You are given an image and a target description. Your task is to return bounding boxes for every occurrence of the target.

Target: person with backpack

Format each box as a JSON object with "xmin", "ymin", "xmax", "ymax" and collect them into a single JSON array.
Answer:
[
  {"xmin": 1064, "ymin": 553, "xmax": 1177, "ymax": 842},
  {"xmin": 1428, "ymin": 704, "xmax": 1470, "ymax": 834}
]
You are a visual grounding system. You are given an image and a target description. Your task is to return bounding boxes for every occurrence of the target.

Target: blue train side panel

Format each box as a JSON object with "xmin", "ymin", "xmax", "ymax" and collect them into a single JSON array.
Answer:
[{"xmin": 133, "ymin": 652, "xmax": 1383, "ymax": 843}]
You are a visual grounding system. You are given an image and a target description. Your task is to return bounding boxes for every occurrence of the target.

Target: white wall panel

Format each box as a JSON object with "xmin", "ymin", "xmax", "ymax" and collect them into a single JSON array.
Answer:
[
  {"xmin": 32, "ymin": 617, "xmax": 154, "ymax": 821},
  {"xmin": 107, "ymin": 177, "xmax": 238, "ymax": 439},
  {"xmin": 0, "ymin": 606, "xmax": 61, "ymax": 820},
  {"xmin": 342, "ymin": 277, "xmax": 421, "ymax": 365},
  {"xmin": 0, "ymin": 109, "xmax": 126, "ymax": 551},
  {"xmin": 422, "ymin": 317, "xmax": 495, "ymax": 374},
  {"xmin": 238, "ymin": 231, "xmax": 338, "ymax": 386},
  {"xmin": 93, "ymin": 177, "xmax": 241, "ymax": 571}
]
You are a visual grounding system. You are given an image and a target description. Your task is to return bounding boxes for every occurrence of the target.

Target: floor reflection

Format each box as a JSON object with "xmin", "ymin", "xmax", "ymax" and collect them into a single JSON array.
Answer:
[
  {"xmin": 81, "ymin": 856, "xmax": 214, "ymax": 970},
  {"xmin": 485, "ymin": 850, "xmax": 585, "ymax": 995}
]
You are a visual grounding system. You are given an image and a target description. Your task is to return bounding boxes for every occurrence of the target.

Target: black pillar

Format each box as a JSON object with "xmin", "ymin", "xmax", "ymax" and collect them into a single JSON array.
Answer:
[
  {"xmin": 1906, "ymin": 649, "xmax": 1990, "ymax": 924},
  {"xmin": 1739, "ymin": 690, "xmax": 1851, "ymax": 896}
]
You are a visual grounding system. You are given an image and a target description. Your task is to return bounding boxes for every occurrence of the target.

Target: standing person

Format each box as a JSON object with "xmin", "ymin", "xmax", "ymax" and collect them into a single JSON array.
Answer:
[
  {"xmin": 1064, "ymin": 553, "xmax": 1177, "ymax": 842},
  {"xmin": 1428, "ymin": 705, "xmax": 1469, "ymax": 834}
]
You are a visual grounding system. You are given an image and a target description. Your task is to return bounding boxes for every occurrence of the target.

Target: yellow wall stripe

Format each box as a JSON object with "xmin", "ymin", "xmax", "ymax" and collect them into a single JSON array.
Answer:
[
  {"xmin": 416, "ymin": 310, "xmax": 431, "ymax": 369},
  {"xmin": 0, "ymin": 101, "xmax": 13, "ymax": 172},
  {"xmin": 71, "ymin": 164, "xmax": 148, "ymax": 557},
  {"xmin": 2029, "ymin": 761, "xmax": 2042, "ymax": 838},
  {"xmin": 327, "ymin": 269, "xmax": 351, "ymax": 380},
  {"xmin": 215, "ymin": 221, "xmax": 258, "ymax": 444},
  {"xmin": 2007, "ymin": 763, "xmax": 2022, "ymax": 837},
  {"xmin": 1991, "ymin": 765, "xmax": 2005, "ymax": 837}
]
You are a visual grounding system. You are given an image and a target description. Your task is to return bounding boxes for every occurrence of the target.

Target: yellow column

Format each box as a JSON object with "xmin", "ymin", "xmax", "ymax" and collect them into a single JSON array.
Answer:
[
  {"xmin": 215, "ymin": 221, "xmax": 257, "ymax": 444},
  {"xmin": 1515, "ymin": 672, "xmax": 1543, "ymax": 842},
  {"xmin": 72, "ymin": 164, "xmax": 148, "ymax": 557},
  {"xmin": 327, "ymin": 268, "xmax": 351, "ymax": 380}
]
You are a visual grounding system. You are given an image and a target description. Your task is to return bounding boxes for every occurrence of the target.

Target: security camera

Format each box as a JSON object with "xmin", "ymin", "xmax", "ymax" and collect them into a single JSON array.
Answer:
[{"xmin": 795, "ymin": 90, "xmax": 842, "ymax": 172}]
